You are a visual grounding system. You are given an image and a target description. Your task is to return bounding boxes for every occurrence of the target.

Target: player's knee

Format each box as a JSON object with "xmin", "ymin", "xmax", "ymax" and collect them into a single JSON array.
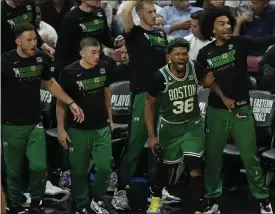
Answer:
[{"xmin": 184, "ymin": 156, "xmax": 202, "ymax": 177}]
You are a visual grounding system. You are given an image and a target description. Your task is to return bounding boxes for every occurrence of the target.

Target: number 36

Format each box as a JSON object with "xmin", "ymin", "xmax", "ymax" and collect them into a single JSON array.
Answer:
[{"xmin": 173, "ymin": 97, "xmax": 194, "ymax": 114}]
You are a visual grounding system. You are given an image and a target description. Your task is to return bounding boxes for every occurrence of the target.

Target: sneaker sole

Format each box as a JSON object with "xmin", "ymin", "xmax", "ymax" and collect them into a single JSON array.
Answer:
[
  {"xmin": 44, "ymin": 192, "xmax": 71, "ymax": 203},
  {"xmin": 147, "ymin": 198, "xmax": 180, "ymax": 205}
]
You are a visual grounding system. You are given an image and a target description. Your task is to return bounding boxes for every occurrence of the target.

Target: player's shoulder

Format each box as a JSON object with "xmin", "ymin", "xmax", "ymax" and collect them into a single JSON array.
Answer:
[
  {"xmin": 35, "ymin": 49, "xmax": 51, "ymax": 61},
  {"xmin": 97, "ymin": 60, "xmax": 110, "ymax": 73},
  {"xmin": 64, "ymin": 60, "xmax": 81, "ymax": 72},
  {"xmin": 93, "ymin": 7, "xmax": 106, "ymax": 17},
  {"xmin": 2, "ymin": 49, "xmax": 17, "ymax": 61}
]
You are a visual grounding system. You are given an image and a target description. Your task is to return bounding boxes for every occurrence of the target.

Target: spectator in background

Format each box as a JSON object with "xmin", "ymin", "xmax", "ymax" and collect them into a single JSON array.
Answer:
[
  {"xmin": 203, "ymin": 0, "xmax": 224, "ymax": 8},
  {"xmin": 233, "ymin": 0, "xmax": 275, "ymax": 56},
  {"xmin": 225, "ymin": 0, "xmax": 251, "ymax": 17},
  {"xmin": 184, "ymin": 10, "xmax": 211, "ymax": 60},
  {"xmin": 40, "ymin": 0, "xmax": 74, "ymax": 34},
  {"xmin": 101, "ymin": 1, "xmax": 112, "ymax": 28},
  {"xmin": 155, "ymin": 14, "xmax": 164, "ymax": 29},
  {"xmin": 160, "ymin": 0, "xmax": 202, "ymax": 39},
  {"xmin": 35, "ymin": 6, "xmax": 58, "ymax": 48},
  {"xmin": 111, "ymin": 45, "xmax": 130, "ymax": 83}
]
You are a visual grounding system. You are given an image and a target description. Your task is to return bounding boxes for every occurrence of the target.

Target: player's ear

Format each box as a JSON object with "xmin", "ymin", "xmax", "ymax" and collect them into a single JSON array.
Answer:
[
  {"xmin": 80, "ymin": 50, "xmax": 85, "ymax": 59},
  {"xmin": 15, "ymin": 37, "xmax": 21, "ymax": 46}
]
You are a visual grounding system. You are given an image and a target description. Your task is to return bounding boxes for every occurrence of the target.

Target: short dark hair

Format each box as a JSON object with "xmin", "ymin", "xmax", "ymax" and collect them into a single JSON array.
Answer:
[
  {"xmin": 167, "ymin": 38, "xmax": 190, "ymax": 54},
  {"xmin": 191, "ymin": 10, "xmax": 202, "ymax": 20},
  {"xmin": 135, "ymin": 1, "xmax": 155, "ymax": 13},
  {"xmin": 79, "ymin": 37, "xmax": 100, "ymax": 50},
  {"xmin": 14, "ymin": 23, "xmax": 35, "ymax": 38},
  {"xmin": 199, "ymin": 7, "xmax": 236, "ymax": 41}
]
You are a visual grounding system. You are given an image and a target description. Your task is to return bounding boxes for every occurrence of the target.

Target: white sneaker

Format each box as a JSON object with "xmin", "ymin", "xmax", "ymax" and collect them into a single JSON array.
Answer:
[
  {"xmin": 90, "ymin": 199, "xmax": 109, "ymax": 214},
  {"xmin": 44, "ymin": 181, "xmax": 71, "ymax": 202},
  {"xmin": 260, "ymin": 202, "xmax": 273, "ymax": 214},
  {"xmin": 148, "ymin": 188, "xmax": 181, "ymax": 205},
  {"xmin": 203, "ymin": 203, "xmax": 220, "ymax": 214},
  {"xmin": 21, "ymin": 193, "xmax": 31, "ymax": 208},
  {"xmin": 111, "ymin": 189, "xmax": 130, "ymax": 210}
]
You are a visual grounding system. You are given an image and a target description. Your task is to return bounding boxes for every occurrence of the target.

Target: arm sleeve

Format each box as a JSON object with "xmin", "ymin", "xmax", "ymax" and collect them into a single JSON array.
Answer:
[
  {"xmin": 101, "ymin": 9, "xmax": 115, "ymax": 48},
  {"xmin": 59, "ymin": 69, "xmax": 72, "ymax": 94},
  {"xmin": 124, "ymin": 24, "xmax": 139, "ymax": 41},
  {"xmin": 147, "ymin": 71, "xmax": 166, "ymax": 97},
  {"xmin": 41, "ymin": 58, "xmax": 54, "ymax": 81},
  {"xmin": 197, "ymin": 49, "xmax": 208, "ymax": 70},
  {"xmin": 105, "ymin": 65, "xmax": 113, "ymax": 87},
  {"xmin": 238, "ymin": 35, "xmax": 275, "ymax": 51}
]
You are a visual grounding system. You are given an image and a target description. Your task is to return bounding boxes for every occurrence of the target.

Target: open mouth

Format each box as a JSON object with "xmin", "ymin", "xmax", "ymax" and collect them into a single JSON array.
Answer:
[
  {"xmin": 177, "ymin": 63, "xmax": 185, "ymax": 69},
  {"xmin": 30, "ymin": 47, "xmax": 36, "ymax": 51}
]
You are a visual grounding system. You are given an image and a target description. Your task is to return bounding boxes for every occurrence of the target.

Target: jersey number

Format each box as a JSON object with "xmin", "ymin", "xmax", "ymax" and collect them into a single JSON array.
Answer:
[{"xmin": 173, "ymin": 98, "xmax": 194, "ymax": 114}]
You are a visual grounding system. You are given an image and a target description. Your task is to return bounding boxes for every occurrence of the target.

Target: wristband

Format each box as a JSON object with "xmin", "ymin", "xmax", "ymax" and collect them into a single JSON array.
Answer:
[{"xmin": 68, "ymin": 101, "xmax": 75, "ymax": 106}]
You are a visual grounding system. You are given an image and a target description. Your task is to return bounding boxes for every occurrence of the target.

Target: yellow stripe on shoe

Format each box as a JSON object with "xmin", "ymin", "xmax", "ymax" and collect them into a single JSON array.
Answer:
[{"xmin": 147, "ymin": 197, "xmax": 162, "ymax": 214}]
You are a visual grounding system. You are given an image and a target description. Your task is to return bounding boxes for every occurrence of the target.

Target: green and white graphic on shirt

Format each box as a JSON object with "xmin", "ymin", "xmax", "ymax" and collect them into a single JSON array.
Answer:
[
  {"xmin": 76, "ymin": 76, "xmax": 106, "ymax": 92},
  {"xmin": 13, "ymin": 65, "xmax": 43, "ymax": 79},
  {"xmin": 207, "ymin": 49, "xmax": 236, "ymax": 70},
  {"xmin": 7, "ymin": 12, "xmax": 33, "ymax": 28},
  {"xmin": 157, "ymin": 61, "xmax": 200, "ymax": 123},
  {"xmin": 144, "ymin": 33, "xmax": 167, "ymax": 48},
  {"xmin": 79, "ymin": 19, "xmax": 104, "ymax": 33}
]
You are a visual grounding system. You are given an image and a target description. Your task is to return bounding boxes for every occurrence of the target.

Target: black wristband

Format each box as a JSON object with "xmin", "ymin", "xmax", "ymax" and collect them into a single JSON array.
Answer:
[{"xmin": 68, "ymin": 101, "xmax": 75, "ymax": 106}]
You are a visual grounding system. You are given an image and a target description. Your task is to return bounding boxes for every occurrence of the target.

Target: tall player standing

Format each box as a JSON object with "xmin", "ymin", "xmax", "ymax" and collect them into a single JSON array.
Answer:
[{"xmin": 111, "ymin": 0, "xmax": 180, "ymax": 211}]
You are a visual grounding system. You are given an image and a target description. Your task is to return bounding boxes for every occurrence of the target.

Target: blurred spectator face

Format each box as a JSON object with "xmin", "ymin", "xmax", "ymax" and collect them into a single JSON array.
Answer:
[
  {"xmin": 251, "ymin": 0, "xmax": 268, "ymax": 14},
  {"xmin": 155, "ymin": 16, "xmax": 164, "ymax": 28},
  {"xmin": 138, "ymin": 3, "xmax": 157, "ymax": 27},
  {"xmin": 172, "ymin": 0, "xmax": 190, "ymax": 10},
  {"xmin": 80, "ymin": 45, "xmax": 101, "ymax": 66},
  {"xmin": 13, "ymin": 0, "xmax": 25, "ymax": 6},
  {"xmin": 35, "ymin": 6, "xmax": 42, "ymax": 28},
  {"xmin": 120, "ymin": 46, "xmax": 129, "ymax": 64},
  {"xmin": 84, "ymin": 0, "xmax": 100, "ymax": 8},
  {"xmin": 52, "ymin": 0, "xmax": 63, "ymax": 4},
  {"xmin": 210, "ymin": 0, "xmax": 224, "ymax": 7},
  {"xmin": 191, "ymin": 18, "xmax": 200, "ymax": 37},
  {"xmin": 213, "ymin": 16, "xmax": 231, "ymax": 41}
]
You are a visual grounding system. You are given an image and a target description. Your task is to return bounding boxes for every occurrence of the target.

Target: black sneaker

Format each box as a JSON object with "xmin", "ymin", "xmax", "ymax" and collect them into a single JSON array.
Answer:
[
  {"xmin": 7, "ymin": 206, "xmax": 27, "ymax": 214},
  {"xmin": 27, "ymin": 204, "xmax": 44, "ymax": 214}
]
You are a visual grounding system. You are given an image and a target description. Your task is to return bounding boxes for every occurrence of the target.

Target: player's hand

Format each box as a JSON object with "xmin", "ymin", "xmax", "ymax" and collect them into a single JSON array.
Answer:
[
  {"xmin": 110, "ymin": 121, "xmax": 115, "ymax": 132},
  {"xmin": 222, "ymin": 96, "xmax": 235, "ymax": 112},
  {"xmin": 114, "ymin": 35, "xmax": 125, "ymax": 48},
  {"xmin": 69, "ymin": 102, "xmax": 85, "ymax": 123},
  {"xmin": 58, "ymin": 128, "xmax": 71, "ymax": 150},
  {"xmin": 203, "ymin": 71, "xmax": 215, "ymax": 86},
  {"xmin": 41, "ymin": 43, "xmax": 55, "ymax": 59},
  {"xmin": 148, "ymin": 137, "xmax": 161, "ymax": 156},
  {"xmin": 238, "ymin": 11, "xmax": 253, "ymax": 23}
]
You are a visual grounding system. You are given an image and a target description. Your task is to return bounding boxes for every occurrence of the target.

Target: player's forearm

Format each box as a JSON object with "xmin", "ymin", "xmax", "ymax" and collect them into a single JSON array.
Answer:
[
  {"xmin": 208, "ymin": 82, "xmax": 226, "ymax": 100},
  {"xmin": 43, "ymin": 79, "xmax": 73, "ymax": 105},
  {"xmin": 56, "ymin": 99, "xmax": 66, "ymax": 130},
  {"xmin": 105, "ymin": 88, "xmax": 113, "ymax": 123},
  {"xmin": 121, "ymin": 1, "xmax": 137, "ymax": 14},
  {"xmin": 145, "ymin": 97, "xmax": 156, "ymax": 139}
]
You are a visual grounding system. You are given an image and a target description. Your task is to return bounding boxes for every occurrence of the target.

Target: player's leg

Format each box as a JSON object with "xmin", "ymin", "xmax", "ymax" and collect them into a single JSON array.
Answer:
[
  {"xmin": 231, "ymin": 106, "xmax": 272, "ymax": 213},
  {"xmin": 204, "ymin": 107, "xmax": 231, "ymax": 213},
  {"xmin": 2, "ymin": 125, "xmax": 28, "ymax": 214},
  {"xmin": 90, "ymin": 126, "xmax": 112, "ymax": 214},
  {"xmin": 148, "ymin": 118, "xmax": 183, "ymax": 214},
  {"xmin": 113, "ymin": 93, "xmax": 148, "ymax": 210},
  {"xmin": 26, "ymin": 123, "xmax": 47, "ymax": 213},
  {"xmin": 68, "ymin": 128, "xmax": 90, "ymax": 212},
  {"xmin": 181, "ymin": 118, "xmax": 205, "ymax": 213}
]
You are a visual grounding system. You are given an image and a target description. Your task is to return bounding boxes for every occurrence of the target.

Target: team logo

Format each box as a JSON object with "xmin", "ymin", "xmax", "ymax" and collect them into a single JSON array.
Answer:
[
  {"xmin": 94, "ymin": 77, "xmax": 100, "ymax": 83},
  {"xmin": 13, "ymin": 68, "xmax": 20, "ymax": 77},
  {"xmin": 94, "ymin": 19, "xmax": 99, "ymax": 24},
  {"xmin": 7, "ymin": 19, "xmax": 15, "ymax": 27},
  {"xmin": 50, "ymin": 67, "xmax": 55, "ymax": 72},
  {"xmin": 229, "ymin": 44, "xmax": 233, "ymax": 50},
  {"xmin": 31, "ymin": 66, "xmax": 36, "ymax": 71},
  {"xmin": 26, "ymin": 5, "xmax": 32, "ymax": 11},
  {"xmin": 188, "ymin": 75, "xmax": 194, "ymax": 81},
  {"xmin": 36, "ymin": 57, "xmax": 42, "ymax": 63},
  {"xmin": 100, "ymin": 68, "xmax": 105, "ymax": 74},
  {"xmin": 159, "ymin": 31, "xmax": 164, "ymax": 37},
  {"xmin": 97, "ymin": 12, "xmax": 103, "ymax": 17},
  {"xmin": 76, "ymin": 81, "xmax": 84, "ymax": 91}
]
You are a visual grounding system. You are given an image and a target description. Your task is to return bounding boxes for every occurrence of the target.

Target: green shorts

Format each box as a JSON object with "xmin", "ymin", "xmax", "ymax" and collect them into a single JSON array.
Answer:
[{"xmin": 157, "ymin": 117, "xmax": 205, "ymax": 164}]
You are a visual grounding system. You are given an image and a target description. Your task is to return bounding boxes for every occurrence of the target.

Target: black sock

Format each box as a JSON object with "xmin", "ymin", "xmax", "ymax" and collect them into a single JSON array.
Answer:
[
  {"xmin": 151, "ymin": 161, "xmax": 169, "ymax": 198},
  {"xmin": 189, "ymin": 175, "xmax": 205, "ymax": 210}
]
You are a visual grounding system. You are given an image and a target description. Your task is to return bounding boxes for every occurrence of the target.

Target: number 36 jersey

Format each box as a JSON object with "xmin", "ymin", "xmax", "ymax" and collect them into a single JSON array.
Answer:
[{"xmin": 147, "ymin": 61, "xmax": 204, "ymax": 123}]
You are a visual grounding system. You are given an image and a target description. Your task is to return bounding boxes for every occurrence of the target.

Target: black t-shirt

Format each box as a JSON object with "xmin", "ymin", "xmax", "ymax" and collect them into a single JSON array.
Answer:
[
  {"xmin": 55, "ymin": 7, "xmax": 115, "ymax": 72},
  {"xmin": 125, "ymin": 25, "xmax": 168, "ymax": 93},
  {"xmin": 1, "ymin": 0, "xmax": 43, "ymax": 53},
  {"xmin": 40, "ymin": 0, "xmax": 73, "ymax": 34},
  {"xmin": 197, "ymin": 35, "xmax": 275, "ymax": 109},
  {"xmin": 110, "ymin": 63, "xmax": 130, "ymax": 84},
  {"xmin": 2, "ymin": 49, "xmax": 53, "ymax": 125},
  {"xmin": 261, "ymin": 45, "xmax": 275, "ymax": 68},
  {"xmin": 147, "ymin": 62, "xmax": 204, "ymax": 97},
  {"xmin": 59, "ymin": 60, "xmax": 112, "ymax": 129}
]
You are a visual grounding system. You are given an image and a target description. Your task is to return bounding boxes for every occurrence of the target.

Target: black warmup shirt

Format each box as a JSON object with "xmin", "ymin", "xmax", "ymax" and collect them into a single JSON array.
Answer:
[
  {"xmin": 2, "ymin": 0, "xmax": 44, "ymax": 53},
  {"xmin": 197, "ymin": 35, "xmax": 275, "ymax": 109},
  {"xmin": 2, "ymin": 49, "xmax": 53, "ymax": 125},
  {"xmin": 125, "ymin": 25, "xmax": 168, "ymax": 93},
  {"xmin": 59, "ymin": 60, "xmax": 112, "ymax": 129},
  {"xmin": 55, "ymin": 6, "xmax": 115, "ymax": 71},
  {"xmin": 40, "ymin": 0, "xmax": 73, "ymax": 34},
  {"xmin": 110, "ymin": 63, "xmax": 130, "ymax": 84}
]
